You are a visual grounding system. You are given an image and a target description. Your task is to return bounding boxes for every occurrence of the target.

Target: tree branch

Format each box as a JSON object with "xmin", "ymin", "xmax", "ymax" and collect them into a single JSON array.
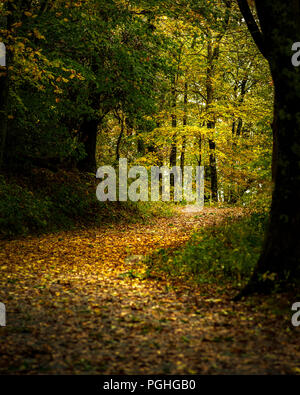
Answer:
[{"xmin": 237, "ymin": 0, "xmax": 268, "ymax": 58}]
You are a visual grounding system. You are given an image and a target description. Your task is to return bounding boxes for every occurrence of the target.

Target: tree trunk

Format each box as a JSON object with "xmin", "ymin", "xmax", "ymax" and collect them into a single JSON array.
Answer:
[
  {"xmin": 180, "ymin": 82, "xmax": 188, "ymax": 174},
  {"xmin": 170, "ymin": 75, "xmax": 177, "ymax": 193},
  {"xmin": 230, "ymin": 76, "xmax": 248, "ymax": 203},
  {"xmin": 170, "ymin": 75, "xmax": 177, "ymax": 169},
  {"xmin": 0, "ymin": 61, "xmax": 8, "ymax": 169},
  {"xmin": 208, "ymin": 129, "xmax": 218, "ymax": 202},
  {"xmin": 236, "ymin": 0, "xmax": 300, "ymax": 298},
  {"xmin": 77, "ymin": 91, "xmax": 101, "ymax": 173},
  {"xmin": 0, "ymin": 2, "xmax": 14, "ymax": 169},
  {"xmin": 116, "ymin": 116, "xmax": 124, "ymax": 162},
  {"xmin": 236, "ymin": 77, "xmax": 247, "ymax": 137},
  {"xmin": 77, "ymin": 118, "xmax": 98, "ymax": 173},
  {"xmin": 198, "ymin": 134, "xmax": 202, "ymax": 167},
  {"xmin": 206, "ymin": 41, "xmax": 218, "ymax": 202}
]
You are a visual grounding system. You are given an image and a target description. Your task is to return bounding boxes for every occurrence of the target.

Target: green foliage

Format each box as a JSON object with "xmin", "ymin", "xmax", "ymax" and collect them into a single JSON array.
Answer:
[
  {"xmin": 147, "ymin": 211, "xmax": 268, "ymax": 285},
  {"xmin": 0, "ymin": 0, "xmax": 274, "ymax": 238},
  {"xmin": 240, "ymin": 182, "xmax": 272, "ymax": 213},
  {"xmin": 0, "ymin": 170, "xmax": 175, "ymax": 238},
  {"xmin": 134, "ymin": 201, "xmax": 175, "ymax": 220},
  {"xmin": 0, "ymin": 175, "xmax": 51, "ymax": 237},
  {"xmin": 2, "ymin": 0, "xmax": 171, "ymax": 168}
]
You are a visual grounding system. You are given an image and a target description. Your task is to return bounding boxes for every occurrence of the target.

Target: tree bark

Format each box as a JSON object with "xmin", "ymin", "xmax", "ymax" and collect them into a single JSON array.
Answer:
[
  {"xmin": 0, "ymin": 61, "xmax": 8, "ymax": 169},
  {"xmin": 0, "ymin": 2, "xmax": 14, "ymax": 169},
  {"xmin": 208, "ymin": 127, "xmax": 218, "ymax": 202},
  {"xmin": 235, "ymin": 0, "xmax": 300, "ymax": 298},
  {"xmin": 170, "ymin": 75, "xmax": 177, "ymax": 194},
  {"xmin": 116, "ymin": 115, "xmax": 124, "ymax": 162},
  {"xmin": 206, "ymin": 41, "xmax": 218, "ymax": 202},
  {"xmin": 180, "ymin": 82, "xmax": 188, "ymax": 174},
  {"xmin": 170, "ymin": 75, "xmax": 177, "ymax": 171},
  {"xmin": 236, "ymin": 77, "xmax": 247, "ymax": 137},
  {"xmin": 77, "ymin": 118, "xmax": 98, "ymax": 173},
  {"xmin": 230, "ymin": 76, "xmax": 248, "ymax": 203},
  {"xmin": 77, "ymin": 91, "xmax": 102, "ymax": 173}
]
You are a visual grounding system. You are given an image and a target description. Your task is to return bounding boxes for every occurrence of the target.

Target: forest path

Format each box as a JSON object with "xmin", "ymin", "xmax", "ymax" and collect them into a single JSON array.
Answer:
[{"xmin": 0, "ymin": 207, "xmax": 299, "ymax": 374}]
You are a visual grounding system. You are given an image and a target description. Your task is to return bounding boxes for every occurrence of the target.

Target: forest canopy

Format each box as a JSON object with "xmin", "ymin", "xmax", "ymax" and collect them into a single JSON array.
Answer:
[{"xmin": 0, "ymin": 0, "xmax": 273, "ymax": 206}]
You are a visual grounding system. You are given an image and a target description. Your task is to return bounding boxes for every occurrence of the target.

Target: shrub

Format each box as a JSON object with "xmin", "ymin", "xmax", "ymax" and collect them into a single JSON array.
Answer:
[
  {"xmin": 0, "ymin": 175, "xmax": 51, "ymax": 237},
  {"xmin": 0, "ymin": 170, "xmax": 175, "ymax": 238},
  {"xmin": 147, "ymin": 212, "xmax": 268, "ymax": 285}
]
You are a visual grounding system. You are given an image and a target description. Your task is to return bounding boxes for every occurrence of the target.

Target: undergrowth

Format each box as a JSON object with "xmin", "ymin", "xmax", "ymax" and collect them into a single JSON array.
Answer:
[
  {"xmin": 0, "ymin": 169, "xmax": 174, "ymax": 238},
  {"xmin": 146, "ymin": 211, "xmax": 268, "ymax": 287}
]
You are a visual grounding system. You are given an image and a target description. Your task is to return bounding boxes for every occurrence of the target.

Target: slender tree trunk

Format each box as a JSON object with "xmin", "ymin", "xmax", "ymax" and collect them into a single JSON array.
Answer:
[
  {"xmin": 180, "ymin": 82, "xmax": 188, "ymax": 174},
  {"xmin": 116, "ymin": 116, "xmax": 124, "ymax": 162},
  {"xmin": 230, "ymin": 77, "xmax": 248, "ymax": 203},
  {"xmin": 180, "ymin": 137, "xmax": 186, "ymax": 172},
  {"xmin": 206, "ymin": 41, "xmax": 218, "ymax": 202},
  {"xmin": 77, "ymin": 92, "xmax": 101, "ymax": 173},
  {"xmin": 170, "ymin": 75, "xmax": 177, "ymax": 193},
  {"xmin": 0, "ymin": 3, "xmax": 13, "ymax": 169},
  {"xmin": 208, "ymin": 128, "xmax": 218, "ymax": 202},
  {"xmin": 198, "ymin": 134, "xmax": 202, "ymax": 167},
  {"xmin": 0, "ymin": 62, "xmax": 8, "ymax": 169},
  {"xmin": 170, "ymin": 75, "xmax": 177, "ymax": 169},
  {"xmin": 148, "ymin": 122, "xmax": 164, "ymax": 167},
  {"xmin": 77, "ymin": 118, "xmax": 98, "ymax": 172},
  {"xmin": 202, "ymin": 4, "xmax": 231, "ymax": 202},
  {"xmin": 236, "ymin": 77, "xmax": 247, "ymax": 137},
  {"xmin": 137, "ymin": 139, "xmax": 145, "ymax": 155}
]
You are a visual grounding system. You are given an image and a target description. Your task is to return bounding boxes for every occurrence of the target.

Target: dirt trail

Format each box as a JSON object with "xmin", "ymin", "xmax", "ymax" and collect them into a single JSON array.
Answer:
[{"xmin": 0, "ymin": 207, "xmax": 299, "ymax": 374}]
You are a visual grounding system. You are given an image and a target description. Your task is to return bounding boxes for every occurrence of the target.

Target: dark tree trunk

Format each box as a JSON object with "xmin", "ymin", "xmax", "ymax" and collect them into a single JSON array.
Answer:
[
  {"xmin": 198, "ymin": 134, "xmax": 202, "ymax": 167},
  {"xmin": 116, "ymin": 116, "xmax": 125, "ymax": 162},
  {"xmin": 208, "ymin": 128, "xmax": 218, "ymax": 202},
  {"xmin": 137, "ymin": 138, "xmax": 145, "ymax": 155},
  {"xmin": 170, "ymin": 75, "xmax": 177, "ymax": 168},
  {"xmin": 180, "ymin": 137, "xmax": 186, "ymax": 175},
  {"xmin": 77, "ymin": 91, "xmax": 101, "ymax": 173},
  {"xmin": 271, "ymin": 107, "xmax": 278, "ymax": 182},
  {"xmin": 206, "ymin": 41, "xmax": 218, "ymax": 202},
  {"xmin": 0, "ymin": 61, "xmax": 8, "ymax": 169},
  {"xmin": 236, "ymin": 0, "xmax": 300, "ymax": 298},
  {"xmin": 180, "ymin": 83, "xmax": 188, "ymax": 174},
  {"xmin": 202, "ymin": 3, "xmax": 230, "ymax": 203},
  {"xmin": 230, "ymin": 76, "xmax": 248, "ymax": 203},
  {"xmin": 236, "ymin": 77, "xmax": 247, "ymax": 137},
  {"xmin": 0, "ymin": 2, "xmax": 15, "ymax": 169},
  {"xmin": 77, "ymin": 118, "xmax": 98, "ymax": 173},
  {"xmin": 169, "ymin": 132, "xmax": 177, "ymax": 167},
  {"xmin": 170, "ymin": 75, "xmax": 177, "ymax": 191}
]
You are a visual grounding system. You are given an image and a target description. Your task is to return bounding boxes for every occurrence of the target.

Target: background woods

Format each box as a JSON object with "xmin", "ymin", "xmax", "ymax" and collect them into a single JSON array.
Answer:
[
  {"xmin": 0, "ymin": 0, "xmax": 272, "ymax": 195},
  {"xmin": 1, "ymin": 0, "xmax": 300, "ymax": 376}
]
